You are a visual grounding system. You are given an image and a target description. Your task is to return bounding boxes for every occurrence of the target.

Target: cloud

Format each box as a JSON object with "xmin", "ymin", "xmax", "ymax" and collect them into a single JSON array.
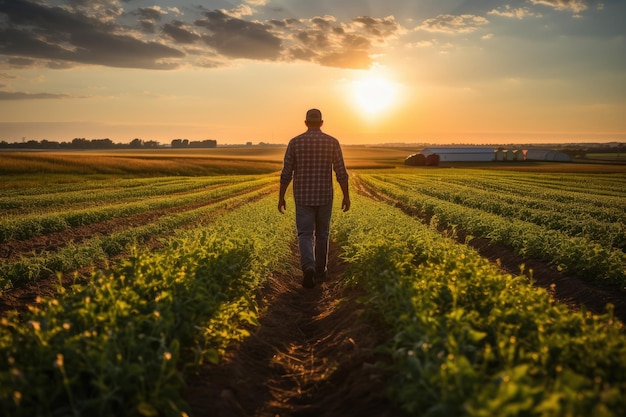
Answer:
[
  {"xmin": 133, "ymin": 5, "xmax": 181, "ymax": 34},
  {"xmin": 134, "ymin": 6, "xmax": 166, "ymax": 22},
  {"xmin": 221, "ymin": 5, "xmax": 254, "ymax": 19},
  {"xmin": 279, "ymin": 15, "xmax": 403, "ymax": 69},
  {"xmin": 0, "ymin": 91, "xmax": 72, "ymax": 100},
  {"xmin": 417, "ymin": 14, "xmax": 489, "ymax": 34},
  {"xmin": 408, "ymin": 39, "xmax": 453, "ymax": 50},
  {"xmin": 189, "ymin": 10, "xmax": 401, "ymax": 69},
  {"xmin": 488, "ymin": 6, "xmax": 538, "ymax": 19},
  {"xmin": 0, "ymin": 0, "xmax": 184, "ymax": 69},
  {"xmin": 6, "ymin": 57, "xmax": 36, "ymax": 68},
  {"xmin": 411, "ymin": 40, "xmax": 436, "ymax": 48},
  {"xmin": 65, "ymin": 0, "xmax": 124, "ymax": 23},
  {"xmin": 194, "ymin": 9, "xmax": 282, "ymax": 60},
  {"xmin": 352, "ymin": 15, "xmax": 405, "ymax": 39},
  {"xmin": 0, "ymin": 0, "xmax": 405, "ymax": 71},
  {"xmin": 530, "ymin": 0, "xmax": 590, "ymax": 14},
  {"xmin": 162, "ymin": 20, "xmax": 201, "ymax": 44}
]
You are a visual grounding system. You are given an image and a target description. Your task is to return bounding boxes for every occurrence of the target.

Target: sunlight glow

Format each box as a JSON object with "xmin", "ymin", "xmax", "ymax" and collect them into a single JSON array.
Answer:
[{"xmin": 351, "ymin": 74, "xmax": 398, "ymax": 116}]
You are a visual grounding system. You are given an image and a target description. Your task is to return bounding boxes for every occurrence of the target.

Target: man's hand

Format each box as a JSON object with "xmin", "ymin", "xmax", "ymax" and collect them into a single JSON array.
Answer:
[
  {"xmin": 278, "ymin": 183, "xmax": 289, "ymax": 214},
  {"xmin": 339, "ymin": 182, "xmax": 350, "ymax": 212},
  {"xmin": 342, "ymin": 197, "xmax": 351, "ymax": 212}
]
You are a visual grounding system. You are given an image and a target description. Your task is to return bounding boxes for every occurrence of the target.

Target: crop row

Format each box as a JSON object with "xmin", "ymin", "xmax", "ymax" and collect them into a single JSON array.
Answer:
[
  {"xmin": 359, "ymin": 174, "xmax": 626, "ymax": 285},
  {"xmin": 0, "ymin": 176, "xmax": 275, "ymax": 243},
  {"xmin": 2, "ymin": 175, "xmax": 625, "ymax": 416},
  {"xmin": 391, "ymin": 172, "xmax": 626, "ymax": 223},
  {"xmin": 369, "ymin": 173, "xmax": 625, "ymax": 250},
  {"xmin": 0, "ymin": 176, "xmax": 255, "ymax": 214},
  {"xmin": 0, "ymin": 194, "xmax": 294, "ymax": 417},
  {"xmin": 0, "ymin": 184, "xmax": 275, "ymax": 290},
  {"xmin": 483, "ymin": 173, "xmax": 626, "ymax": 197},
  {"xmin": 333, "ymin": 192, "xmax": 626, "ymax": 416},
  {"xmin": 448, "ymin": 170, "xmax": 626, "ymax": 195}
]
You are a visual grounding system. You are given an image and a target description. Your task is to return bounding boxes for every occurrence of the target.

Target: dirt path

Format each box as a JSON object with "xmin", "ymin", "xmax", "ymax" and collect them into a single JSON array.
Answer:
[{"xmin": 184, "ymin": 242, "xmax": 406, "ymax": 417}]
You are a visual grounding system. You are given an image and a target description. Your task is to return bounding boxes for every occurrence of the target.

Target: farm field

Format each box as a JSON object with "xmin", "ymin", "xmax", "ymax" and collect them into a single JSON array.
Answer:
[{"xmin": 1, "ymin": 148, "xmax": 625, "ymax": 417}]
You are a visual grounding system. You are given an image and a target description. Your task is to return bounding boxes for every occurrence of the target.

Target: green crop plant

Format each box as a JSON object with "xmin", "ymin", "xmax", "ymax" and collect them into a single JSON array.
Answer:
[
  {"xmin": 0, "ymin": 194, "xmax": 294, "ymax": 417},
  {"xmin": 370, "ymin": 172, "xmax": 626, "ymax": 250},
  {"xmin": 358, "ymin": 173, "xmax": 626, "ymax": 286},
  {"xmin": 333, "ymin": 192, "xmax": 626, "ymax": 417},
  {"xmin": 0, "ymin": 176, "xmax": 275, "ymax": 243},
  {"xmin": 0, "ymin": 184, "xmax": 275, "ymax": 289}
]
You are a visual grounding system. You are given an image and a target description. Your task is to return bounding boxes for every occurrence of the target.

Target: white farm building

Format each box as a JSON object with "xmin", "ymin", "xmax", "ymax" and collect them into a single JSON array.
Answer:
[
  {"xmin": 525, "ymin": 149, "xmax": 572, "ymax": 162},
  {"xmin": 405, "ymin": 147, "xmax": 572, "ymax": 166},
  {"xmin": 419, "ymin": 147, "xmax": 495, "ymax": 162},
  {"xmin": 495, "ymin": 149, "xmax": 524, "ymax": 161}
]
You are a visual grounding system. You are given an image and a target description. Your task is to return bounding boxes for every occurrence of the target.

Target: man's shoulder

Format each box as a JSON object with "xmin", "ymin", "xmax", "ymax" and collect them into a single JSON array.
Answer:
[
  {"xmin": 319, "ymin": 131, "xmax": 339, "ymax": 142},
  {"xmin": 290, "ymin": 130, "xmax": 339, "ymax": 143},
  {"xmin": 289, "ymin": 131, "xmax": 308, "ymax": 141}
]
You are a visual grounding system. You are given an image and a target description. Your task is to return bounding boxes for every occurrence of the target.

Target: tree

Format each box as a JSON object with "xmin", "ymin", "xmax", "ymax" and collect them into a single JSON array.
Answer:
[
  {"xmin": 171, "ymin": 139, "xmax": 189, "ymax": 148},
  {"xmin": 72, "ymin": 138, "xmax": 90, "ymax": 148},
  {"xmin": 129, "ymin": 138, "xmax": 144, "ymax": 148}
]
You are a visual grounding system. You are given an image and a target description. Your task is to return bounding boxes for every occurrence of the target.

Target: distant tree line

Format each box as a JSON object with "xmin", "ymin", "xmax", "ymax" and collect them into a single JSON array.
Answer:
[{"xmin": 0, "ymin": 137, "xmax": 217, "ymax": 149}]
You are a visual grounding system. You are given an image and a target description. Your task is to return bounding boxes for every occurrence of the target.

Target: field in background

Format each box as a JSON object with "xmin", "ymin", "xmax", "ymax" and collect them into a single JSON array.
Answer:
[
  {"xmin": 0, "ymin": 147, "xmax": 414, "ymax": 185},
  {"xmin": 2, "ymin": 146, "xmax": 625, "ymax": 182},
  {"xmin": 585, "ymin": 153, "xmax": 626, "ymax": 162}
]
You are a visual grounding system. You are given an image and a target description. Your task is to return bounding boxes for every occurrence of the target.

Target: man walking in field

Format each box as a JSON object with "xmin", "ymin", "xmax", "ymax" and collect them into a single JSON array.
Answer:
[{"xmin": 278, "ymin": 108, "xmax": 350, "ymax": 289}]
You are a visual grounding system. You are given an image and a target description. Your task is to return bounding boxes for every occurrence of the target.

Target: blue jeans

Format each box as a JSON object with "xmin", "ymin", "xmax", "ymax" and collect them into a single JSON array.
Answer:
[{"xmin": 295, "ymin": 202, "xmax": 332, "ymax": 274}]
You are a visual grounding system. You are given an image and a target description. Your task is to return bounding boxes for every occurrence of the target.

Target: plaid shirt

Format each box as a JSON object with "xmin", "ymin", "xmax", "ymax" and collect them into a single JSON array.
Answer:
[{"xmin": 280, "ymin": 128, "xmax": 348, "ymax": 206}]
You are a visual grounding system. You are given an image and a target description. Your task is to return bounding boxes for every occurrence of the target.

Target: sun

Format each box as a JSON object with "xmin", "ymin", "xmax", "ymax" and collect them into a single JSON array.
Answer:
[{"xmin": 351, "ymin": 74, "xmax": 398, "ymax": 116}]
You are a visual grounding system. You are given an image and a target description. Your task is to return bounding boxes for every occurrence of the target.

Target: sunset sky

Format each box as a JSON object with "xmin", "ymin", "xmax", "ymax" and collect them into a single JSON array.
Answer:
[{"xmin": 0, "ymin": 0, "xmax": 624, "ymax": 145}]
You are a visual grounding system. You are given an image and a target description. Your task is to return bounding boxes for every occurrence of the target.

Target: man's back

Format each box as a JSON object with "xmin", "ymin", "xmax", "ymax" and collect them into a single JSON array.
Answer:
[
  {"xmin": 277, "ymin": 108, "xmax": 351, "ymax": 288},
  {"xmin": 283, "ymin": 129, "xmax": 346, "ymax": 206}
]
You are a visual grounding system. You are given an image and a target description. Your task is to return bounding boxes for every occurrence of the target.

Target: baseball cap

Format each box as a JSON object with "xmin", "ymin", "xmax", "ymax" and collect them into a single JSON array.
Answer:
[{"xmin": 305, "ymin": 108, "xmax": 322, "ymax": 123}]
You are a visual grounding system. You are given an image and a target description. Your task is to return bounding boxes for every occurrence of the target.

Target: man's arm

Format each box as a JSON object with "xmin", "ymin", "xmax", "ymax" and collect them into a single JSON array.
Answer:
[
  {"xmin": 278, "ymin": 142, "xmax": 294, "ymax": 213},
  {"xmin": 339, "ymin": 181, "xmax": 350, "ymax": 212},
  {"xmin": 278, "ymin": 182, "xmax": 289, "ymax": 214},
  {"xmin": 332, "ymin": 141, "xmax": 350, "ymax": 212}
]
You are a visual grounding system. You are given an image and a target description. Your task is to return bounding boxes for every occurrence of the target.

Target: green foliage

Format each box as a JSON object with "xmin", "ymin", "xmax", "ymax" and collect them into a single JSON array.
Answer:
[
  {"xmin": 0, "ymin": 176, "xmax": 275, "ymax": 243},
  {"xmin": 2, "ymin": 167, "xmax": 625, "ymax": 417},
  {"xmin": 333, "ymin": 192, "xmax": 626, "ymax": 417},
  {"xmin": 0, "ymin": 195, "xmax": 293, "ymax": 416},
  {"xmin": 0, "ymin": 182, "xmax": 276, "ymax": 288},
  {"xmin": 359, "ymin": 171, "xmax": 626, "ymax": 285}
]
